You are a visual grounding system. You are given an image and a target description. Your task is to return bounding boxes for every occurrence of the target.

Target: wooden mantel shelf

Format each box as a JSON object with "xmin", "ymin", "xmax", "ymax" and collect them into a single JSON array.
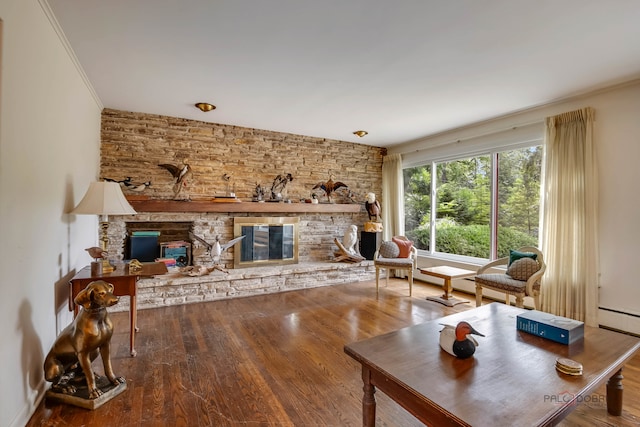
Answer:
[{"xmin": 128, "ymin": 199, "xmax": 363, "ymax": 214}]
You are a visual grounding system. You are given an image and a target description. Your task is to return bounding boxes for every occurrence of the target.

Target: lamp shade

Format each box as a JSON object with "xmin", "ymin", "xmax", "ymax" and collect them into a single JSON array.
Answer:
[{"xmin": 71, "ymin": 181, "xmax": 137, "ymax": 215}]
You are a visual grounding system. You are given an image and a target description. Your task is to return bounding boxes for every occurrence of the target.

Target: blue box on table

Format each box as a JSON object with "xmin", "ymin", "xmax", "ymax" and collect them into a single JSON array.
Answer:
[{"xmin": 516, "ymin": 310, "xmax": 584, "ymax": 345}]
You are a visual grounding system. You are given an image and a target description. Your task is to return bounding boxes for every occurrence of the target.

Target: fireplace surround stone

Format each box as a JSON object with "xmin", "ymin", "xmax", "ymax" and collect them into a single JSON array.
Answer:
[{"xmin": 105, "ymin": 210, "xmax": 374, "ymax": 311}]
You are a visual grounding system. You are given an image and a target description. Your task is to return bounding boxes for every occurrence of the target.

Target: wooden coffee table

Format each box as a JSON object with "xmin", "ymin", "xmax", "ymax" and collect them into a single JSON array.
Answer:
[
  {"xmin": 419, "ymin": 265, "xmax": 475, "ymax": 306},
  {"xmin": 344, "ymin": 303, "xmax": 640, "ymax": 427}
]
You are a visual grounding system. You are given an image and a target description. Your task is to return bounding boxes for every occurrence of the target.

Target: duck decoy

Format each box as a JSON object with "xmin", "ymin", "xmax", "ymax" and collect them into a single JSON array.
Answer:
[
  {"xmin": 123, "ymin": 180, "xmax": 151, "ymax": 192},
  {"xmin": 439, "ymin": 321, "xmax": 485, "ymax": 359},
  {"xmin": 103, "ymin": 177, "xmax": 133, "ymax": 187},
  {"xmin": 85, "ymin": 246, "xmax": 107, "ymax": 261}
]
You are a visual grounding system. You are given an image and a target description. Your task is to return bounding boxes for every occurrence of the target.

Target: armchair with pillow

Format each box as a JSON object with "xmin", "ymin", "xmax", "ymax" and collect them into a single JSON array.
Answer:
[
  {"xmin": 374, "ymin": 236, "xmax": 417, "ymax": 296},
  {"xmin": 475, "ymin": 246, "xmax": 546, "ymax": 309}
]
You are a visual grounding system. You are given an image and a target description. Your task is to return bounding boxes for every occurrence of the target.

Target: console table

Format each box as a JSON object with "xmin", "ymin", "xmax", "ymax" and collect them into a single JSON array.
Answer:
[
  {"xmin": 69, "ymin": 262, "xmax": 168, "ymax": 357},
  {"xmin": 345, "ymin": 303, "xmax": 640, "ymax": 426}
]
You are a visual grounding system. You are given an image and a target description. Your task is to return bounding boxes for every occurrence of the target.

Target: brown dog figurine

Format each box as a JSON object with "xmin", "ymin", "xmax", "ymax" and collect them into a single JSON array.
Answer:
[{"xmin": 44, "ymin": 280, "xmax": 125, "ymax": 399}]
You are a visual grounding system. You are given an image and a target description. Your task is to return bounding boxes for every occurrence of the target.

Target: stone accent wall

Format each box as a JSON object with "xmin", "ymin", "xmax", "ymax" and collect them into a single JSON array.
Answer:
[
  {"xmin": 100, "ymin": 109, "xmax": 385, "ymax": 309},
  {"xmin": 100, "ymin": 109, "xmax": 385, "ymax": 203}
]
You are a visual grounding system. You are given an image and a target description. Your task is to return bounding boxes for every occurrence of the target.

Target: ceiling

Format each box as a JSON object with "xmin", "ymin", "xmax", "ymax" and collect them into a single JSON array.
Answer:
[{"xmin": 47, "ymin": 0, "xmax": 640, "ymax": 147}]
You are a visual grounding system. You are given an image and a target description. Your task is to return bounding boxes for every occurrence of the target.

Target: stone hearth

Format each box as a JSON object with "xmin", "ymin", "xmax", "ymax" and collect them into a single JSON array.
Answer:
[
  {"xmin": 110, "ymin": 261, "xmax": 374, "ymax": 312},
  {"xmin": 105, "ymin": 209, "xmax": 375, "ymax": 311}
]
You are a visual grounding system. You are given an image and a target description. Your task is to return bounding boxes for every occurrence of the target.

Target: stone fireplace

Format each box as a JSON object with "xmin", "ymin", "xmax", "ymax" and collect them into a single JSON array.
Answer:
[
  {"xmin": 98, "ymin": 109, "xmax": 384, "ymax": 311},
  {"xmin": 108, "ymin": 209, "xmax": 365, "ymax": 269}
]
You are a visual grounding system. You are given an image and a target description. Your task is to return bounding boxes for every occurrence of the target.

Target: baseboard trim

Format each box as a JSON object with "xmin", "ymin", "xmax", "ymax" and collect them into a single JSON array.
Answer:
[{"xmin": 599, "ymin": 307, "xmax": 640, "ymax": 336}]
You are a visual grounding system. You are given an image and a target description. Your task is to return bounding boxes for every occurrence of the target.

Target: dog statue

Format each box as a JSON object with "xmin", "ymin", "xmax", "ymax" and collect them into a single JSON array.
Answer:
[{"xmin": 44, "ymin": 280, "xmax": 125, "ymax": 399}]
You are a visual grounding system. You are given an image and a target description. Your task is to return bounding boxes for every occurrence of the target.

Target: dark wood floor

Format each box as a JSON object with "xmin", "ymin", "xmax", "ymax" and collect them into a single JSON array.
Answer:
[{"xmin": 27, "ymin": 279, "xmax": 640, "ymax": 426}]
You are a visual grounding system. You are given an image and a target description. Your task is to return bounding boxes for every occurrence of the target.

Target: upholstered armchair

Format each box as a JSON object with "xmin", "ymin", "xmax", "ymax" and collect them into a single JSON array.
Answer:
[
  {"xmin": 374, "ymin": 236, "xmax": 417, "ymax": 296},
  {"xmin": 475, "ymin": 246, "xmax": 546, "ymax": 309}
]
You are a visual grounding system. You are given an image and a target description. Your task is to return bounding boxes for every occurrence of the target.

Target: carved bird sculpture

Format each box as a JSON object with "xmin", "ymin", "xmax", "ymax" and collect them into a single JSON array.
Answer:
[
  {"xmin": 189, "ymin": 233, "xmax": 245, "ymax": 273},
  {"xmin": 103, "ymin": 177, "xmax": 132, "ymax": 187},
  {"xmin": 271, "ymin": 173, "xmax": 293, "ymax": 200},
  {"xmin": 439, "ymin": 322, "xmax": 485, "ymax": 359},
  {"xmin": 158, "ymin": 163, "xmax": 191, "ymax": 198},
  {"xmin": 365, "ymin": 192, "xmax": 381, "ymax": 221},
  {"xmin": 211, "ymin": 235, "xmax": 245, "ymax": 265},
  {"xmin": 342, "ymin": 225, "xmax": 359, "ymax": 255},
  {"xmin": 189, "ymin": 232, "xmax": 212, "ymax": 253},
  {"xmin": 85, "ymin": 246, "xmax": 107, "ymax": 261},
  {"xmin": 159, "ymin": 163, "xmax": 191, "ymax": 184},
  {"xmin": 123, "ymin": 180, "xmax": 151, "ymax": 192},
  {"xmin": 313, "ymin": 174, "xmax": 348, "ymax": 203}
]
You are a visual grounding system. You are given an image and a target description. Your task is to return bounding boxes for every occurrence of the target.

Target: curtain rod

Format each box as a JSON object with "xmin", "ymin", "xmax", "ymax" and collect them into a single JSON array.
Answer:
[{"xmin": 404, "ymin": 119, "xmax": 544, "ymax": 155}]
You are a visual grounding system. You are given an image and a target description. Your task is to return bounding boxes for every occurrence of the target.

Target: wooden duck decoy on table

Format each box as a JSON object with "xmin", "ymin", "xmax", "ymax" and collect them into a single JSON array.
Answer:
[
  {"xmin": 439, "ymin": 321, "xmax": 485, "ymax": 359},
  {"xmin": 85, "ymin": 246, "xmax": 107, "ymax": 261}
]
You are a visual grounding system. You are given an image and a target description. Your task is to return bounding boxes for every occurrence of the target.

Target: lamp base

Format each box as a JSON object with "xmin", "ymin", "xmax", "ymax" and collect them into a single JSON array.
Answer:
[{"xmin": 100, "ymin": 258, "xmax": 114, "ymax": 274}]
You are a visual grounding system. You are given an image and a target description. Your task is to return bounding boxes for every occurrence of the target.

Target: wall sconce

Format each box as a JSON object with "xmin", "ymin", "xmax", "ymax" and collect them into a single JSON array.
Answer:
[{"xmin": 71, "ymin": 182, "xmax": 137, "ymax": 273}]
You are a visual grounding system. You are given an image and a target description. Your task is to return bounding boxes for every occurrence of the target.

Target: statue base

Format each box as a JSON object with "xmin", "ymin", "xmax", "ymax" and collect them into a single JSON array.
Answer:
[
  {"xmin": 364, "ymin": 221, "xmax": 383, "ymax": 232},
  {"xmin": 45, "ymin": 375, "xmax": 127, "ymax": 410}
]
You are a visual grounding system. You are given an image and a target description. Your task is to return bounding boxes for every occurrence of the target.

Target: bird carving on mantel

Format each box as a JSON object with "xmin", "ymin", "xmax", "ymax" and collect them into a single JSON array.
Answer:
[
  {"xmin": 313, "ymin": 174, "xmax": 348, "ymax": 203},
  {"xmin": 85, "ymin": 246, "xmax": 107, "ymax": 261},
  {"xmin": 158, "ymin": 163, "xmax": 191, "ymax": 198},
  {"xmin": 123, "ymin": 180, "xmax": 151, "ymax": 192},
  {"xmin": 270, "ymin": 173, "xmax": 293, "ymax": 201},
  {"xmin": 103, "ymin": 177, "xmax": 132, "ymax": 187},
  {"xmin": 365, "ymin": 192, "xmax": 381, "ymax": 221}
]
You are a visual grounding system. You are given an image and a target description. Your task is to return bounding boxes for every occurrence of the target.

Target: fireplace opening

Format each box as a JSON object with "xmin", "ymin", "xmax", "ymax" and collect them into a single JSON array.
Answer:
[
  {"xmin": 233, "ymin": 217, "xmax": 299, "ymax": 268},
  {"xmin": 125, "ymin": 221, "xmax": 193, "ymax": 266}
]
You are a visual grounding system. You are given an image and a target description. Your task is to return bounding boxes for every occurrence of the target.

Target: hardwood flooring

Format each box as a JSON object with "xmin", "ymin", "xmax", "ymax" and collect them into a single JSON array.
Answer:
[{"xmin": 27, "ymin": 279, "xmax": 640, "ymax": 426}]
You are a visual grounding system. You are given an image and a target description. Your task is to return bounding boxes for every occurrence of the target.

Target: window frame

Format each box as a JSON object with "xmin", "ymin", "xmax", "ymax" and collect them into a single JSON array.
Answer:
[{"xmin": 402, "ymin": 130, "xmax": 544, "ymax": 264}]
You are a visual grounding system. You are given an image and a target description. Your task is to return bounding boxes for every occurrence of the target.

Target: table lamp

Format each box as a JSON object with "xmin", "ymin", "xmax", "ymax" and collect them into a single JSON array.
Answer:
[{"xmin": 72, "ymin": 181, "xmax": 137, "ymax": 273}]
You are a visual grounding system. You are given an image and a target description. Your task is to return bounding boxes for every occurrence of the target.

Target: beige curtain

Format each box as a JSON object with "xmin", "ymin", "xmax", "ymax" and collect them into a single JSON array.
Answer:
[
  {"xmin": 381, "ymin": 153, "xmax": 404, "ymax": 241},
  {"xmin": 541, "ymin": 107, "xmax": 598, "ymax": 325}
]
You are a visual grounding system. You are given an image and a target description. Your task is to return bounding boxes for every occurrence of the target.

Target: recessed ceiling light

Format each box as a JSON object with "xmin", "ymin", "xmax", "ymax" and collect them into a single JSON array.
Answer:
[
  {"xmin": 195, "ymin": 102, "xmax": 216, "ymax": 112},
  {"xmin": 353, "ymin": 130, "xmax": 368, "ymax": 137}
]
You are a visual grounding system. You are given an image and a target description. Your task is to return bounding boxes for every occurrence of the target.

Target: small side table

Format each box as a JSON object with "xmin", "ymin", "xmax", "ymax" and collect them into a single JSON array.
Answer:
[
  {"xmin": 419, "ymin": 266, "xmax": 475, "ymax": 307},
  {"xmin": 69, "ymin": 262, "xmax": 168, "ymax": 357}
]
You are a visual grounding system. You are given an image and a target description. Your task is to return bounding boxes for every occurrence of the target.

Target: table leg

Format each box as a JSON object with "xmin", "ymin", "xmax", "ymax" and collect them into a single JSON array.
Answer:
[
  {"xmin": 606, "ymin": 368, "xmax": 624, "ymax": 415},
  {"xmin": 441, "ymin": 278, "xmax": 452, "ymax": 300},
  {"xmin": 130, "ymin": 295, "xmax": 137, "ymax": 357},
  {"xmin": 362, "ymin": 366, "xmax": 376, "ymax": 427}
]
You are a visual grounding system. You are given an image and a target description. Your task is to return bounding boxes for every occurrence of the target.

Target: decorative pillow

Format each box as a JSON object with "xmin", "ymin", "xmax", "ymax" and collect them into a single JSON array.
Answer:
[
  {"xmin": 378, "ymin": 241, "xmax": 400, "ymax": 258},
  {"xmin": 509, "ymin": 249, "xmax": 538, "ymax": 266},
  {"xmin": 392, "ymin": 237, "xmax": 414, "ymax": 258},
  {"xmin": 506, "ymin": 257, "xmax": 540, "ymax": 281}
]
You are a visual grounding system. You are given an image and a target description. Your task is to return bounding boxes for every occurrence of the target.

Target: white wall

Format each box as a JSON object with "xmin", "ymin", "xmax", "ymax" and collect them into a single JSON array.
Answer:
[
  {"xmin": 0, "ymin": 1, "xmax": 102, "ymax": 426},
  {"xmin": 390, "ymin": 79, "xmax": 640, "ymax": 334}
]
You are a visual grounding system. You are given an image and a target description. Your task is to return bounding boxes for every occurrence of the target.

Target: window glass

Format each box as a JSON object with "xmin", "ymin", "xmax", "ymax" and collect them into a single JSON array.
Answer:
[
  {"xmin": 403, "ymin": 144, "xmax": 542, "ymax": 261},
  {"xmin": 404, "ymin": 165, "xmax": 431, "ymax": 250},
  {"xmin": 434, "ymin": 156, "xmax": 491, "ymax": 258},
  {"xmin": 496, "ymin": 146, "xmax": 542, "ymax": 258}
]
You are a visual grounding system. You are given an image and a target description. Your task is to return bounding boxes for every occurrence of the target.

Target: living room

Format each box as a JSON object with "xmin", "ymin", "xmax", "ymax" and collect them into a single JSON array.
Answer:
[{"xmin": 3, "ymin": 1, "xmax": 640, "ymax": 426}]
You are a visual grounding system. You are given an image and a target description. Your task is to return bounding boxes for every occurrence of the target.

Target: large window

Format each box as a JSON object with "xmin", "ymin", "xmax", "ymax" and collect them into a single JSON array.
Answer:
[{"xmin": 404, "ymin": 145, "xmax": 542, "ymax": 260}]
